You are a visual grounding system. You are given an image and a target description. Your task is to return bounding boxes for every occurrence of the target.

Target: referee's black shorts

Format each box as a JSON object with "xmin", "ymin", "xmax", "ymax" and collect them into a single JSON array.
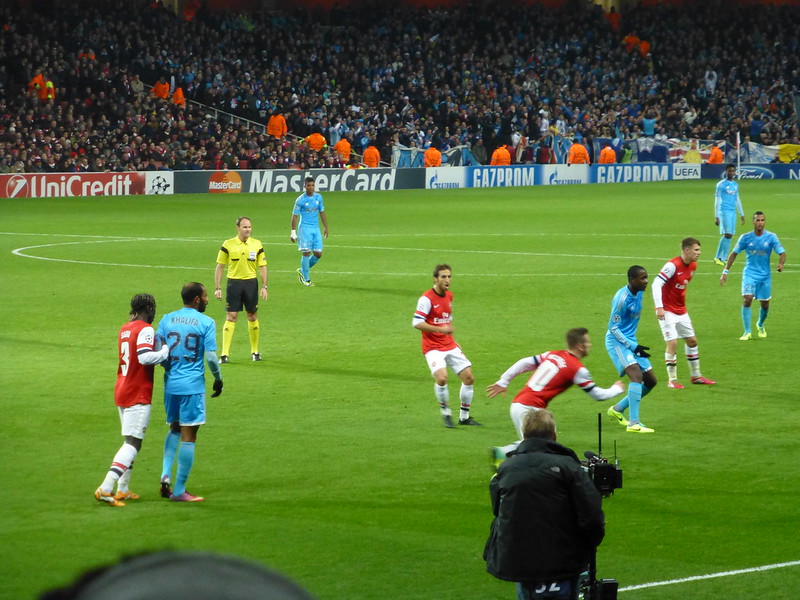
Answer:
[{"xmin": 226, "ymin": 278, "xmax": 258, "ymax": 313}]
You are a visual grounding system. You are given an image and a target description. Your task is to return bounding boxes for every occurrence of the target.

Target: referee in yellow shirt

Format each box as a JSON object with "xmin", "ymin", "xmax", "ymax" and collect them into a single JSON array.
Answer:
[{"xmin": 214, "ymin": 217, "xmax": 269, "ymax": 362}]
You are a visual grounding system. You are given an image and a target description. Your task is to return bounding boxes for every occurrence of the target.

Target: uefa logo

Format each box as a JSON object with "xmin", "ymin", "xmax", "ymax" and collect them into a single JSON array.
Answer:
[{"xmin": 5, "ymin": 174, "xmax": 29, "ymax": 198}]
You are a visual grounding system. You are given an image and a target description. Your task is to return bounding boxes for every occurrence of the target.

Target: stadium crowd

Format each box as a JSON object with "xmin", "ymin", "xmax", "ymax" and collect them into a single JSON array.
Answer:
[{"xmin": 1, "ymin": 0, "xmax": 798, "ymax": 173}]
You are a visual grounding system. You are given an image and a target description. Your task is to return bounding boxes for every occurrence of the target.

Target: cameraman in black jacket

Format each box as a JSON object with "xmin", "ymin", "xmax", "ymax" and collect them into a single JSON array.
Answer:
[{"xmin": 484, "ymin": 409, "xmax": 605, "ymax": 600}]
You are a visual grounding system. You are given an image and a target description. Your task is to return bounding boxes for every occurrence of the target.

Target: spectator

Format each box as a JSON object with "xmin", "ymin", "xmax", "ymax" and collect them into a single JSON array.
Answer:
[
  {"xmin": 490, "ymin": 143, "xmax": 511, "ymax": 166},
  {"xmin": 363, "ymin": 143, "xmax": 380, "ymax": 168},
  {"xmin": 567, "ymin": 138, "xmax": 590, "ymax": 165},
  {"xmin": 598, "ymin": 143, "xmax": 616, "ymax": 164},
  {"xmin": 707, "ymin": 143, "xmax": 723, "ymax": 164},
  {"xmin": 424, "ymin": 143, "xmax": 442, "ymax": 167}
]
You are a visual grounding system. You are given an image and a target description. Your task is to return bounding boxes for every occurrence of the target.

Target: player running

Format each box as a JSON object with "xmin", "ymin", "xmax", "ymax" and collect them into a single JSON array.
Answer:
[{"xmin": 486, "ymin": 327, "xmax": 624, "ymax": 469}]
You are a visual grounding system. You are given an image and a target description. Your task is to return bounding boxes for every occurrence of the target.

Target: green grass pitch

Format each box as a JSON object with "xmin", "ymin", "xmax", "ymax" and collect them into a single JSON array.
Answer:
[{"xmin": 1, "ymin": 180, "xmax": 798, "ymax": 600}]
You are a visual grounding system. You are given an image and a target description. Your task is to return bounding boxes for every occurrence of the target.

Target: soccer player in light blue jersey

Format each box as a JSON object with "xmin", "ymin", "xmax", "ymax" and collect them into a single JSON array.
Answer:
[
  {"xmin": 720, "ymin": 211, "xmax": 786, "ymax": 340},
  {"xmin": 605, "ymin": 266, "xmax": 658, "ymax": 433},
  {"xmin": 156, "ymin": 282, "xmax": 223, "ymax": 502},
  {"xmin": 713, "ymin": 164, "xmax": 745, "ymax": 265},
  {"xmin": 290, "ymin": 177, "xmax": 329, "ymax": 287}
]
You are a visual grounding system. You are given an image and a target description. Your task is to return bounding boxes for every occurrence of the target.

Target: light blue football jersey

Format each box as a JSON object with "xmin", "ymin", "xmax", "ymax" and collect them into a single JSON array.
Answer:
[
  {"xmin": 156, "ymin": 307, "xmax": 217, "ymax": 395},
  {"xmin": 735, "ymin": 230, "xmax": 785, "ymax": 281}
]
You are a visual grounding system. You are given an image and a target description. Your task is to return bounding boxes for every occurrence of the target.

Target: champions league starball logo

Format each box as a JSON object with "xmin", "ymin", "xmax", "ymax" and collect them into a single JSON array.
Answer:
[{"xmin": 149, "ymin": 175, "xmax": 171, "ymax": 194}]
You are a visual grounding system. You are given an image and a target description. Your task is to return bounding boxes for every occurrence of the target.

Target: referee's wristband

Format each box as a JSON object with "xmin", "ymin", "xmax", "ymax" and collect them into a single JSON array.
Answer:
[
  {"xmin": 262, "ymin": 285, "xmax": 268, "ymax": 289},
  {"xmin": 722, "ymin": 269, "xmax": 729, "ymax": 275}
]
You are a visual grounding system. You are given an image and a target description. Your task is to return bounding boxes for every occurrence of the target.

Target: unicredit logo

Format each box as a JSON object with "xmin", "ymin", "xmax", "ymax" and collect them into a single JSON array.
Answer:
[{"xmin": 6, "ymin": 175, "xmax": 29, "ymax": 198}]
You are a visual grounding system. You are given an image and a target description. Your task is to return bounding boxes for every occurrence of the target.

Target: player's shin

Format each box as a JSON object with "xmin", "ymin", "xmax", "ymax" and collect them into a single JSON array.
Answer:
[
  {"xmin": 741, "ymin": 306, "xmax": 752, "ymax": 334},
  {"xmin": 248, "ymin": 319, "xmax": 259, "ymax": 354},
  {"xmin": 665, "ymin": 353, "xmax": 677, "ymax": 381},
  {"xmin": 162, "ymin": 430, "xmax": 180, "ymax": 479},
  {"xmin": 434, "ymin": 383, "xmax": 450, "ymax": 414},
  {"xmin": 222, "ymin": 321, "xmax": 236, "ymax": 356},
  {"xmin": 686, "ymin": 346, "xmax": 700, "ymax": 378},
  {"xmin": 459, "ymin": 384, "xmax": 474, "ymax": 420},
  {"xmin": 627, "ymin": 382, "xmax": 643, "ymax": 424},
  {"xmin": 173, "ymin": 442, "xmax": 196, "ymax": 497}
]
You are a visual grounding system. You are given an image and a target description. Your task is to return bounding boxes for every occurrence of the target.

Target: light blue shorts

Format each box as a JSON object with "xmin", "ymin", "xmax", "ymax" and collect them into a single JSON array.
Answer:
[
  {"xmin": 298, "ymin": 227, "xmax": 323, "ymax": 252},
  {"xmin": 719, "ymin": 211, "xmax": 737, "ymax": 236},
  {"xmin": 605, "ymin": 339, "xmax": 652, "ymax": 377},
  {"xmin": 742, "ymin": 277, "xmax": 771, "ymax": 301},
  {"xmin": 164, "ymin": 393, "xmax": 206, "ymax": 426}
]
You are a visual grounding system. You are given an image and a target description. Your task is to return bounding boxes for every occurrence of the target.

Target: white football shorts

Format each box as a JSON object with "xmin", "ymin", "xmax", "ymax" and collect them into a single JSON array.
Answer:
[
  {"xmin": 658, "ymin": 311, "xmax": 696, "ymax": 342},
  {"xmin": 510, "ymin": 402, "xmax": 542, "ymax": 439},
  {"xmin": 424, "ymin": 347, "xmax": 472, "ymax": 377},
  {"xmin": 118, "ymin": 404, "xmax": 152, "ymax": 439}
]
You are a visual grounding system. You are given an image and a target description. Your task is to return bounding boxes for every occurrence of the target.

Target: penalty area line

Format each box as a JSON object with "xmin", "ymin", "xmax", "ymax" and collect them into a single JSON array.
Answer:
[{"xmin": 619, "ymin": 559, "xmax": 800, "ymax": 592}]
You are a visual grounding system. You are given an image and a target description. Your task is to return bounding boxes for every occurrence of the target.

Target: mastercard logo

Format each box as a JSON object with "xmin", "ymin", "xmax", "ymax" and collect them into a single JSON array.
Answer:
[{"xmin": 208, "ymin": 171, "xmax": 242, "ymax": 193}]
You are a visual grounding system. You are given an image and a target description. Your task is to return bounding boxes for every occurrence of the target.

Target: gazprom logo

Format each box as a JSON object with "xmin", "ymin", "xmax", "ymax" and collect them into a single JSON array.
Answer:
[
  {"xmin": 428, "ymin": 170, "xmax": 459, "ymax": 189},
  {"xmin": 549, "ymin": 169, "xmax": 582, "ymax": 185},
  {"xmin": 736, "ymin": 166, "xmax": 774, "ymax": 180}
]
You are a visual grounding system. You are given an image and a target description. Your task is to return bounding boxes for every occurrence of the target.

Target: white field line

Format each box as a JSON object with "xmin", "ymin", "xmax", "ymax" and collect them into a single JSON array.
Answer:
[
  {"xmin": 6, "ymin": 233, "xmax": 797, "ymax": 275},
  {"xmin": 619, "ymin": 559, "xmax": 800, "ymax": 592}
]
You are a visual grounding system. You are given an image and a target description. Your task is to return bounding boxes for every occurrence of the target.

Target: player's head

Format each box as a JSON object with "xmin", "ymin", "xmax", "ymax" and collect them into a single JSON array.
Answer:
[
  {"xmin": 37, "ymin": 550, "xmax": 317, "ymax": 600},
  {"xmin": 566, "ymin": 327, "xmax": 590, "ymax": 357},
  {"xmin": 304, "ymin": 177, "xmax": 315, "ymax": 195},
  {"xmin": 725, "ymin": 164, "xmax": 736, "ymax": 179},
  {"xmin": 752, "ymin": 211, "xmax": 765, "ymax": 231},
  {"xmin": 681, "ymin": 237, "xmax": 702, "ymax": 263},
  {"xmin": 236, "ymin": 216, "xmax": 252, "ymax": 240},
  {"xmin": 181, "ymin": 282, "xmax": 208, "ymax": 313},
  {"xmin": 432, "ymin": 264, "xmax": 452, "ymax": 292},
  {"xmin": 130, "ymin": 293, "xmax": 157, "ymax": 324},
  {"xmin": 522, "ymin": 409, "xmax": 557, "ymax": 441},
  {"xmin": 627, "ymin": 265, "xmax": 648, "ymax": 292}
]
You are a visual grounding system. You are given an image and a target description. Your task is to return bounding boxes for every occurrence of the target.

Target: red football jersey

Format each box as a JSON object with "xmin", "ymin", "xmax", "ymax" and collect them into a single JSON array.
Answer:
[
  {"xmin": 513, "ymin": 350, "xmax": 594, "ymax": 408},
  {"xmin": 655, "ymin": 256, "xmax": 696, "ymax": 315},
  {"xmin": 114, "ymin": 320, "xmax": 156, "ymax": 408},
  {"xmin": 414, "ymin": 288, "xmax": 458, "ymax": 354}
]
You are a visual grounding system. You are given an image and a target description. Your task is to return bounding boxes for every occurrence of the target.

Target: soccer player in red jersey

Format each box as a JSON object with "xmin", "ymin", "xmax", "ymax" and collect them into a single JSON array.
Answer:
[
  {"xmin": 653, "ymin": 237, "xmax": 716, "ymax": 388},
  {"xmin": 486, "ymin": 328, "xmax": 624, "ymax": 466},
  {"xmin": 413, "ymin": 264, "xmax": 479, "ymax": 428},
  {"xmin": 94, "ymin": 294, "xmax": 168, "ymax": 506}
]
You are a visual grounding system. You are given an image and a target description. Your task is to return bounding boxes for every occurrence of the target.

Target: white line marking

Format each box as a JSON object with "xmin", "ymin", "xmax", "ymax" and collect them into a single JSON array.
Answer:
[
  {"xmin": 619, "ymin": 560, "xmax": 800, "ymax": 592},
  {"xmin": 7, "ymin": 234, "xmax": 798, "ymax": 275},
  {"xmin": 3, "ymin": 231, "xmax": 797, "ymax": 241}
]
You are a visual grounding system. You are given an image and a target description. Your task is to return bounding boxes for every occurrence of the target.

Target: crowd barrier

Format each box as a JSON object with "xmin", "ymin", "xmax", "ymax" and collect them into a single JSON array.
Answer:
[{"xmin": 2, "ymin": 163, "xmax": 798, "ymax": 198}]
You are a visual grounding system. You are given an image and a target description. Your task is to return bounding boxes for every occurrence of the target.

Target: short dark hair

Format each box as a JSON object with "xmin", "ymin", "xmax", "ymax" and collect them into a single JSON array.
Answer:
[
  {"xmin": 130, "ymin": 293, "xmax": 156, "ymax": 321},
  {"xmin": 305, "ymin": 176, "xmax": 314, "ymax": 184},
  {"xmin": 181, "ymin": 282, "xmax": 205, "ymax": 305},
  {"xmin": 566, "ymin": 327, "xmax": 589, "ymax": 348},
  {"xmin": 753, "ymin": 210, "xmax": 765, "ymax": 219},
  {"xmin": 627, "ymin": 265, "xmax": 646, "ymax": 281},
  {"xmin": 522, "ymin": 409, "xmax": 557, "ymax": 440},
  {"xmin": 725, "ymin": 163, "xmax": 736, "ymax": 170},
  {"xmin": 433, "ymin": 264, "xmax": 451, "ymax": 278},
  {"xmin": 236, "ymin": 216, "xmax": 251, "ymax": 226},
  {"xmin": 681, "ymin": 237, "xmax": 701, "ymax": 249}
]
